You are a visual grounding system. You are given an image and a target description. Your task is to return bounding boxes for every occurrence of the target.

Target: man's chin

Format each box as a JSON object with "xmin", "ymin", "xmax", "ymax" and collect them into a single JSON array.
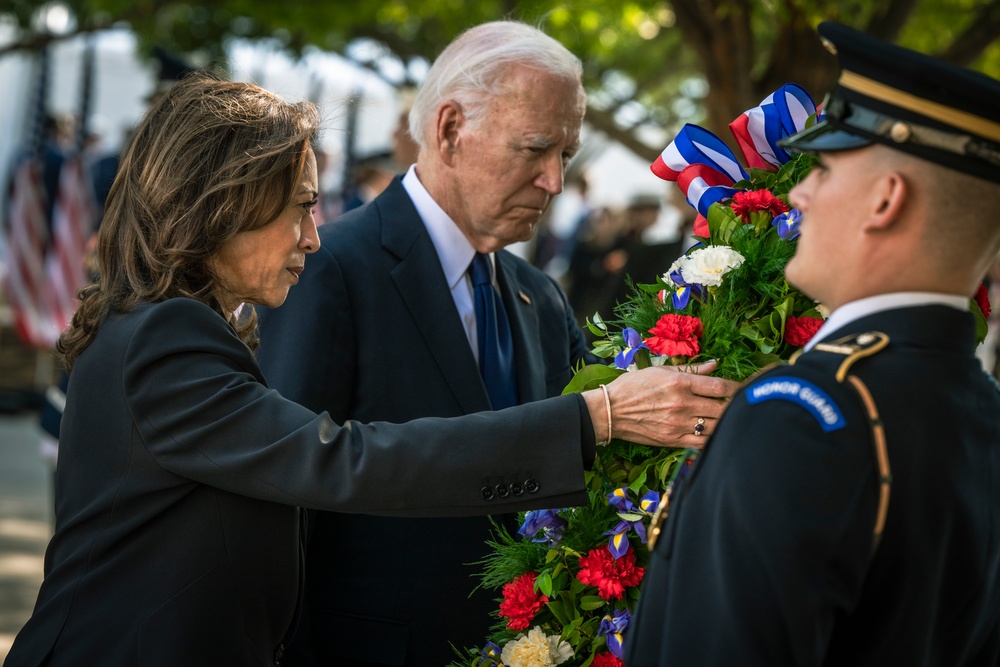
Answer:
[
  {"xmin": 784, "ymin": 261, "xmax": 811, "ymax": 300},
  {"xmin": 520, "ymin": 221, "xmax": 539, "ymax": 240}
]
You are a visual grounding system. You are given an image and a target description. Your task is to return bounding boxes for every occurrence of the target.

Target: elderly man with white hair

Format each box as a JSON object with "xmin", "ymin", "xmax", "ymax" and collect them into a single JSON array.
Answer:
[{"xmin": 257, "ymin": 20, "xmax": 736, "ymax": 667}]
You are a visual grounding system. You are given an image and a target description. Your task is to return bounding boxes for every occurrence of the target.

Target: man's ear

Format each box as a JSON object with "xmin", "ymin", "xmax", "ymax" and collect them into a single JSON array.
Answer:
[
  {"xmin": 435, "ymin": 101, "xmax": 463, "ymax": 167},
  {"xmin": 864, "ymin": 171, "xmax": 909, "ymax": 232}
]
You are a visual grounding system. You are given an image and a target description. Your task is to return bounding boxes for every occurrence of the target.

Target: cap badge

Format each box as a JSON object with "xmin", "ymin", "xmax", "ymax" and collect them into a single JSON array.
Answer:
[{"xmin": 889, "ymin": 121, "xmax": 912, "ymax": 143}]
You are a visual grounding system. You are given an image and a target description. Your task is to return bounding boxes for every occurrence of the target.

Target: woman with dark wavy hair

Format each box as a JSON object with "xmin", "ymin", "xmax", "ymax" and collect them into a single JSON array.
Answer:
[{"xmin": 5, "ymin": 75, "xmax": 733, "ymax": 667}]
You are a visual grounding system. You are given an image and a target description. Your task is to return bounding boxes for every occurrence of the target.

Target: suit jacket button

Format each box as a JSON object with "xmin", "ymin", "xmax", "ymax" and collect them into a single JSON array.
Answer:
[
  {"xmin": 525, "ymin": 479, "xmax": 540, "ymax": 493},
  {"xmin": 495, "ymin": 483, "xmax": 510, "ymax": 498},
  {"xmin": 481, "ymin": 486, "xmax": 495, "ymax": 500},
  {"xmin": 510, "ymin": 481, "xmax": 524, "ymax": 496}
]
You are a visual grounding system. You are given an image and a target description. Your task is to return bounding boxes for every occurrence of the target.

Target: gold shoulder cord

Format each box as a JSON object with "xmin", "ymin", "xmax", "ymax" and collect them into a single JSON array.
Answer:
[
  {"xmin": 799, "ymin": 332, "xmax": 892, "ymax": 557},
  {"xmin": 844, "ymin": 374, "xmax": 891, "ymax": 556}
]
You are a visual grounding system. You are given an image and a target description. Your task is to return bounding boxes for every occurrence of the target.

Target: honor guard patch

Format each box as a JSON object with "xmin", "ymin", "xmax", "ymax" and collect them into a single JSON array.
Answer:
[{"xmin": 746, "ymin": 375, "xmax": 846, "ymax": 432}]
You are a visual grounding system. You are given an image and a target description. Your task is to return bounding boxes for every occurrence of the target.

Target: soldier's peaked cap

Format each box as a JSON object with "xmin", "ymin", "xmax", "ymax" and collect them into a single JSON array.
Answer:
[{"xmin": 779, "ymin": 21, "xmax": 1000, "ymax": 183}]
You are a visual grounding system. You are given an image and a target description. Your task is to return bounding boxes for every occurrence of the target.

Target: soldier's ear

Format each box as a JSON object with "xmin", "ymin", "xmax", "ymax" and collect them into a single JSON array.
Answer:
[
  {"xmin": 434, "ymin": 101, "xmax": 463, "ymax": 166},
  {"xmin": 863, "ymin": 171, "xmax": 908, "ymax": 232}
]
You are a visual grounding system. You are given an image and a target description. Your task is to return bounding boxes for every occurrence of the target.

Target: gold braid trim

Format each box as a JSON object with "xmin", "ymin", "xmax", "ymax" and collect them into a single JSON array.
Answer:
[
  {"xmin": 832, "ymin": 334, "xmax": 890, "ymax": 382},
  {"xmin": 844, "ymin": 374, "xmax": 892, "ymax": 556}
]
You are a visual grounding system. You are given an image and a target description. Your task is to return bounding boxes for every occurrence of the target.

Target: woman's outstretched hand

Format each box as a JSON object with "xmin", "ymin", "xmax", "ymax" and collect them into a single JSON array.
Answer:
[{"xmin": 583, "ymin": 360, "xmax": 739, "ymax": 449}]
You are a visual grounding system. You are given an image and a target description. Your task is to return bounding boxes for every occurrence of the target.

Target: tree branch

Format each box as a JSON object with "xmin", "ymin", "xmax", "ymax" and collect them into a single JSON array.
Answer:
[
  {"xmin": 584, "ymin": 104, "xmax": 660, "ymax": 163},
  {"xmin": 864, "ymin": 0, "xmax": 919, "ymax": 42},
  {"xmin": 938, "ymin": 0, "xmax": 1000, "ymax": 66}
]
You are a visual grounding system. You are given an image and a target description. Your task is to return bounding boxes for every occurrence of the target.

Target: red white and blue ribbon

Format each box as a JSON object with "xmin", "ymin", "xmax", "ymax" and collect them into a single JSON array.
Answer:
[
  {"xmin": 676, "ymin": 163, "xmax": 740, "ymax": 219},
  {"xmin": 651, "ymin": 123, "xmax": 749, "ymax": 183},
  {"xmin": 729, "ymin": 83, "xmax": 817, "ymax": 170},
  {"xmin": 650, "ymin": 83, "xmax": 819, "ymax": 231},
  {"xmin": 651, "ymin": 124, "xmax": 748, "ymax": 222}
]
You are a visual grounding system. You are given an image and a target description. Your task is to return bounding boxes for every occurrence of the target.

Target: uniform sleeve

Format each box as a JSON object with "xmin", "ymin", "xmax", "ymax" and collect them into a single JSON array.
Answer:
[
  {"xmin": 256, "ymin": 242, "xmax": 354, "ymax": 421},
  {"xmin": 631, "ymin": 371, "xmax": 880, "ymax": 665},
  {"xmin": 123, "ymin": 299, "xmax": 590, "ymax": 516}
]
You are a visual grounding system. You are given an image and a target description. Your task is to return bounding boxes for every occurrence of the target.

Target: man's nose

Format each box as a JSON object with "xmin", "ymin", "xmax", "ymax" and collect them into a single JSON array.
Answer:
[{"xmin": 534, "ymin": 154, "xmax": 565, "ymax": 195}]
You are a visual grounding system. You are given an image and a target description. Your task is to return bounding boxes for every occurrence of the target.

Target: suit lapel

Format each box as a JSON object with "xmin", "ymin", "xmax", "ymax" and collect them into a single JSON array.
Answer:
[
  {"xmin": 376, "ymin": 180, "xmax": 491, "ymax": 414},
  {"xmin": 496, "ymin": 251, "xmax": 547, "ymax": 403}
]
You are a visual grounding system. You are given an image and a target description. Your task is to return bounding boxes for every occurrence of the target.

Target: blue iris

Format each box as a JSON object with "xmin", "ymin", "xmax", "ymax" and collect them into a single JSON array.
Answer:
[
  {"xmin": 615, "ymin": 327, "xmax": 648, "ymax": 369},
  {"xmin": 474, "ymin": 641, "xmax": 503, "ymax": 667},
  {"xmin": 772, "ymin": 208, "xmax": 802, "ymax": 240},
  {"xmin": 604, "ymin": 488, "xmax": 660, "ymax": 558},
  {"xmin": 599, "ymin": 608, "xmax": 632, "ymax": 658},
  {"xmin": 667, "ymin": 267, "xmax": 706, "ymax": 310},
  {"xmin": 518, "ymin": 508, "xmax": 567, "ymax": 545}
]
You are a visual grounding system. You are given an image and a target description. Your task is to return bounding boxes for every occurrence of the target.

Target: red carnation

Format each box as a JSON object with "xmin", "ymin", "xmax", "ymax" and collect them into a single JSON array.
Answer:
[
  {"xmin": 975, "ymin": 283, "xmax": 991, "ymax": 319},
  {"xmin": 785, "ymin": 316, "xmax": 824, "ymax": 347},
  {"xmin": 498, "ymin": 572, "xmax": 548, "ymax": 631},
  {"xmin": 730, "ymin": 189, "xmax": 789, "ymax": 223},
  {"xmin": 592, "ymin": 654, "xmax": 624, "ymax": 667},
  {"xmin": 576, "ymin": 548, "xmax": 645, "ymax": 600},
  {"xmin": 645, "ymin": 314, "xmax": 703, "ymax": 358}
]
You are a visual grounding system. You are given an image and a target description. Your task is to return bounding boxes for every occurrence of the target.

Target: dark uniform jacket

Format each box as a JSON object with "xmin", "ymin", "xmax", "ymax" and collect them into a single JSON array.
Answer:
[
  {"xmin": 255, "ymin": 175, "xmax": 595, "ymax": 666},
  {"xmin": 626, "ymin": 304, "xmax": 1000, "ymax": 666},
  {"xmin": 5, "ymin": 297, "xmax": 593, "ymax": 667}
]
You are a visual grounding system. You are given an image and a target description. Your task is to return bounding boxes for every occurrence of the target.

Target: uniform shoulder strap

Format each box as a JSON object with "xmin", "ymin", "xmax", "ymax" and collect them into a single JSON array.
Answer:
[{"xmin": 793, "ymin": 331, "xmax": 890, "ymax": 380}]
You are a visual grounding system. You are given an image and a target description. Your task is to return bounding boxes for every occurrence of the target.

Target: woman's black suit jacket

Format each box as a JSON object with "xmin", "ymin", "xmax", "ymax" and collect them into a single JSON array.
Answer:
[{"xmin": 4, "ymin": 298, "xmax": 593, "ymax": 667}]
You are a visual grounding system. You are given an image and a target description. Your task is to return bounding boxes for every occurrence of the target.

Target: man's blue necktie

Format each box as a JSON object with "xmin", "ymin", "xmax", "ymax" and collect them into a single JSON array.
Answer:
[{"xmin": 470, "ymin": 253, "xmax": 519, "ymax": 410}]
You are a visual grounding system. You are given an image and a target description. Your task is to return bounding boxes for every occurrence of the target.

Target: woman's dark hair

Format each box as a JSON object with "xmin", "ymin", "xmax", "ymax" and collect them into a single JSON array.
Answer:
[{"xmin": 58, "ymin": 74, "xmax": 320, "ymax": 370}]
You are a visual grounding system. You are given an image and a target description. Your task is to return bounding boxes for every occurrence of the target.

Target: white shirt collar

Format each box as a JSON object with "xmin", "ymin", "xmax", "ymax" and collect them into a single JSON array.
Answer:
[
  {"xmin": 401, "ymin": 165, "xmax": 476, "ymax": 289},
  {"xmin": 804, "ymin": 291, "xmax": 969, "ymax": 351}
]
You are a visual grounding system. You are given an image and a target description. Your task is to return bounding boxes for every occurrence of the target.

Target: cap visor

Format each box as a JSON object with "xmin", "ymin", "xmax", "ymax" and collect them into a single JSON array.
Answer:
[{"xmin": 778, "ymin": 120, "xmax": 873, "ymax": 153}]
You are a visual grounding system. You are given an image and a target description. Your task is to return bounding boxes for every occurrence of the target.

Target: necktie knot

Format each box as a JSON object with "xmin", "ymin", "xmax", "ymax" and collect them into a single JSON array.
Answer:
[{"xmin": 470, "ymin": 252, "xmax": 492, "ymax": 288}]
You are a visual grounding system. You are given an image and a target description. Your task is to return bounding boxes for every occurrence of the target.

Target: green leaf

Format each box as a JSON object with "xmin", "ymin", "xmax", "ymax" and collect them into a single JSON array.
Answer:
[
  {"xmin": 586, "ymin": 313, "xmax": 609, "ymax": 337},
  {"xmin": 633, "ymin": 347, "xmax": 652, "ymax": 369},
  {"xmin": 708, "ymin": 203, "xmax": 741, "ymax": 245},
  {"xmin": 546, "ymin": 598, "xmax": 571, "ymax": 626},
  {"xmin": 579, "ymin": 595, "xmax": 607, "ymax": 611},
  {"xmin": 536, "ymin": 572, "xmax": 553, "ymax": 597},
  {"xmin": 749, "ymin": 209, "xmax": 772, "ymax": 233},
  {"xmin": 591, "ymin": 340, "xmax": 618, "ymax": 359},
  {"xmin": 751, "ymin": 352, "xmax": 782, "ymax": 369},
  {"xmin": 562, "ymin": 364, "xmax": 625, "ymax": 395},
  {"xmin": 971, "ymin": 296, "xmax": 989, "ymax": 346},
  {"xmin": 740, "ymin": 323, "xmax": 764, "ymax": 341}
]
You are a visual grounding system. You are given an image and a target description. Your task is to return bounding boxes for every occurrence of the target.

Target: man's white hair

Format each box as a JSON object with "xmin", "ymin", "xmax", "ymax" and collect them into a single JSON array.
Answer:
[{"xmin": 408, "ymin": 20, "xmax": 583, "ymax": 152}]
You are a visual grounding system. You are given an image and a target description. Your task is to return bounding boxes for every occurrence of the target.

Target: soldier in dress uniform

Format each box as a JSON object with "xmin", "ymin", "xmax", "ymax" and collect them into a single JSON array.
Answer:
[{"xmin": 625, "ymin": 21, "xmax": 1000, "ymax": 666}]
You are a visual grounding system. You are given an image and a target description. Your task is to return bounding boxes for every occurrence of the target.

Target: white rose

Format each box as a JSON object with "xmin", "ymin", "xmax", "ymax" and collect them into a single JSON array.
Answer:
[{"xmin": 676, "ymin": 246, "xmax": 745, "ymax": 287}]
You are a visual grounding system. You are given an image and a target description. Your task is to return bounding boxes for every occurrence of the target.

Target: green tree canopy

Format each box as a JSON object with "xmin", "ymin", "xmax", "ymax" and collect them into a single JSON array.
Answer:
[{"xmin": 3, "ymin": 0, "xmax": 999, "ymax": 161}]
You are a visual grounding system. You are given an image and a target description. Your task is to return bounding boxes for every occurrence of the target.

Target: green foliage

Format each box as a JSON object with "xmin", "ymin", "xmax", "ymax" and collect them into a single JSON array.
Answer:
[
  {"xmin": 454, "ymin": 143, "xmax": 827, "ymax": 664},
  {"xmin": 593, "ymin": 156, "xmax": 820, "ymax": 383},
  {"xmin": 4, "ymin": 2, "xmax": 996, "ymax": 164},
  {"xmin": 474, "ymin": 518, "xmax": 549, "ymax": 594}
]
